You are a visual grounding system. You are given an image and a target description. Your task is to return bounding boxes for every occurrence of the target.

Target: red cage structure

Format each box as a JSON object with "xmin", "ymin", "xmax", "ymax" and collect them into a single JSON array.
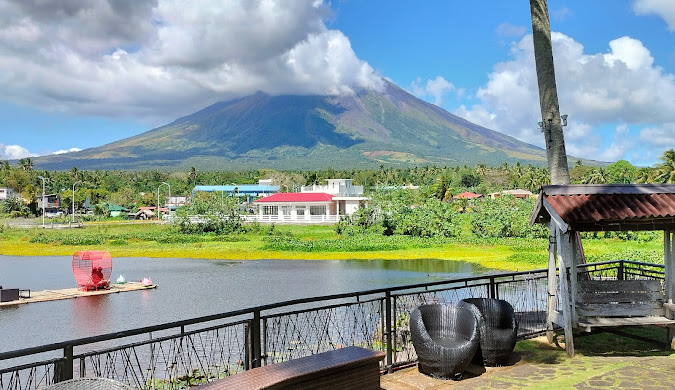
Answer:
[{"xmin": 72, "ymin": 251, "xmax": 113, "ymax": 291}]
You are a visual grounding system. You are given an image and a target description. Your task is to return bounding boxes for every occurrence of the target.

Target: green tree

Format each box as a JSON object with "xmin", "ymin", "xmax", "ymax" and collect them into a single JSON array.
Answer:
[
  {"xmin": 606, "ymin": 160, "xmax": 637, "ymax": 183},
  {"xmin": 18, "ymin": 158, "xmax": 33, "ymax": 171},
  {"xmin": 655, "ymin": 149, "xmax": 675, "ymax": 183}
]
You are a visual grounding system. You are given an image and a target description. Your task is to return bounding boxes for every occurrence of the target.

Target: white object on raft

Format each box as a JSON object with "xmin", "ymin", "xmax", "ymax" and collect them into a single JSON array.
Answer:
[
  {"xmin": 141, "ymin": 277, "xmax": 152, "ymax": 286},
  {"xmin": 116, "ymin": 275, "xmax": 126, "ymax": 284}
]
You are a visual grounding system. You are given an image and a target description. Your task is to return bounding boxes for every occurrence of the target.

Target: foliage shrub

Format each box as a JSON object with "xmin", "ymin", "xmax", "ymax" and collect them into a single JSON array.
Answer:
[
  {"xmin": 172, "ymin": 193, "xmax": 245, "ymax": 235},
  {"xmin": 263, "ymin": 234, "xmax": 442, "ymax": 252},
  {"xmin": 470, "ymin": 196, "xmax": 548, "ymax": 239},
  {"xmin": 1, "ymin": 198, "xmax": 31, "ymax": 217},
  {"xmin": 586, "ymin": 250, "xmax": 663, "ymax": 264},
  {"xmin": 389, "ymin": 200, "xmax": 459, "ymax": 238},
  {"xmin": 336, "ymin": 198, "xmax": 460, "ymax": 238}
]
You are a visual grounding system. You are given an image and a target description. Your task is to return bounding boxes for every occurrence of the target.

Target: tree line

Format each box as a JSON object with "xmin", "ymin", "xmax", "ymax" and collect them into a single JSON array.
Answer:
[{"xmin": 1, "ymin": 148, "xmax": 673, "ymax": 217}]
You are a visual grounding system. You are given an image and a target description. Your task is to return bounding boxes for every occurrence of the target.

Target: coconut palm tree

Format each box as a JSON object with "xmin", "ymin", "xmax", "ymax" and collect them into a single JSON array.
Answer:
[
  {"xmin": 655, "ymin": 148, "xmax": 675, "ymax": 183},
  {"xmin": 18, "ymin": 158, "xmax": 33, "ymax": 171},
  {"xmin": 635, "ymin": 167, "xmax": 656, "ymax": 184},
  {"xmin": 530, "ymin": 0, "xmax": 570, "ymax": 185},
  {"xmin": 583, "ymin": 168, "xmax": 609, "ymax": 184}
]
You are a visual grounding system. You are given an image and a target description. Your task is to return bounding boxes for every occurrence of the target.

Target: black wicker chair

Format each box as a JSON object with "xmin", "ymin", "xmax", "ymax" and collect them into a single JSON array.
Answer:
[
  {"xmin": 458, "ymin": 298, "xmax": 518, "ymax": 366},
  {"xmin": 410, "ymin": 304, "xmax": 479, "ymax": 380}
]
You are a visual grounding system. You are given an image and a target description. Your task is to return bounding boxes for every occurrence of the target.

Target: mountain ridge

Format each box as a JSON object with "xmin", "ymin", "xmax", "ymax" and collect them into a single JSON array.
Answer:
[{"xmin": 33, "ymin": 80, "xmax": 550, "ymax": 170}]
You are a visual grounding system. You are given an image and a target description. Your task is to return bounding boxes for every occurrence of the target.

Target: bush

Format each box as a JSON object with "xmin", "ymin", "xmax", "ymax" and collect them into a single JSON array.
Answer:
[
  {"xmin": 263, "ymin": 234, "xmax": 442, "ymax": 252},
  {"xmin": 470, "ymin": 196, "xmax": 547, "ymax": 239},
  {"xmin": 336, "ymin": 199, "xmax": 460, "ymax": 238}
]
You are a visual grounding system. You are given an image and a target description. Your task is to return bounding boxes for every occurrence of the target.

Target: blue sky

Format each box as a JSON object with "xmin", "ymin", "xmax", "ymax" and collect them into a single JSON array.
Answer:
[{"xmin": 0, "ymin": 0, "xmax": 673, "ymax": 166}]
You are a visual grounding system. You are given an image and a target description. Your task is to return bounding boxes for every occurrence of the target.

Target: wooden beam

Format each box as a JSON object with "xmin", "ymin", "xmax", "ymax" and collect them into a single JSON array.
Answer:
[
  {"xmin": 547, "ymin": 224, "xmax": 558, "ymax": 343},
  {"xmin": 568, "ymin": 231, "xmax": 579, "ymax": 327},
  {"xmin": 666, "ymin": 231, "xmax": 674, "ymax": 311},
  {"xmin": 556, "ymin": 228, "xmax": 575, "ymax": 357},
  {"xmin": 666, "ymin": 231, "xmax": 675, "ymax": 349},
  {"xmin": 542, "ymin": 198, "xmax": 569, "ymax": 232}
]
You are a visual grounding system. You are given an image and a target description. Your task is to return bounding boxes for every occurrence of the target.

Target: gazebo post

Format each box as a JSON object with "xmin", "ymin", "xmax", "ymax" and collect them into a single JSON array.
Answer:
[
  {"xmin": 556, "ymin": 228, "xmax": 575, "ymax": 357},
  {"xmin": 546, "ymin": 224, "xmax": 558, "ymax": 343},
  {"xmin": 665, "ymin": 230, "xmax": 675, "ymax": 349},
  {"xmin": 568, "ymin": 231, "xmax": 579, "ymax": 327}
]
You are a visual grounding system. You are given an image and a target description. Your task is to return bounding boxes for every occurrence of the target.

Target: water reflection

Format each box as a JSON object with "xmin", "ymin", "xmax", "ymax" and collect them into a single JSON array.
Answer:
[{"xmin": 0, "ymin": 256, "xmax": 487, "ymax": 352}]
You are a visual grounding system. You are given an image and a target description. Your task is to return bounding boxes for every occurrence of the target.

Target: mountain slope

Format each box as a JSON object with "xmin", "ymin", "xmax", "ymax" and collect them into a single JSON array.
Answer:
[{"xmin": 34, "ymin": 80, "xmax": 548, "ymax": 170}]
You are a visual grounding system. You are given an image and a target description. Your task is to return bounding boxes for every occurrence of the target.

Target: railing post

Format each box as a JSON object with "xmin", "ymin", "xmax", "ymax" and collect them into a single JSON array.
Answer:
[
  {"xmin": 618, "ymin": 260, "xmax": 625, "ymax": 281},
  {"xmin": 54, "ymin": 345, "xmax": 74, "ymax": 383},
  {"xmin": 251, "ymin": 310, "xmax": 262, "ymax": 368},
  {"xmin": 244, "ymin": 323, "xmax": 251, "ymax": 371},
  {"xmin": 385, "ymin": 291, "xmax": 393, "ymax": 372},
  {"xmin": 489, "ymin": 276, "xmax": 496, "ymax": 299}
]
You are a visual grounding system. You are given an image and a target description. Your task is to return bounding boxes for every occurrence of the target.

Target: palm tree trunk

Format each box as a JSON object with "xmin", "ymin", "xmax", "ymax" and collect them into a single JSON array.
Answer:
[{"xmin": 530, "ymin": 0, "xmax": 570, "ymax": 185}]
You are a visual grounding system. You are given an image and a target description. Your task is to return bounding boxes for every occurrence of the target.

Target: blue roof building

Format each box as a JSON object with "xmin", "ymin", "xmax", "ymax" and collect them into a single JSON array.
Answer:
[{"xmin": 192, "ymin": 184, "xmax": 279, "ymax": 198}]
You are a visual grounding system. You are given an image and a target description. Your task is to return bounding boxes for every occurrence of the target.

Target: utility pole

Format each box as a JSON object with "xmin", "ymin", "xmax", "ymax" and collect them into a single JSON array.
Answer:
[
  {"xmin": 72, "ymin": 181, "xmax": 81, "ymax": 223},
  {"xmin": 530, "ymin": 0, "xmax": 570, "ymax": 185},
  {"xmin": 37, "ymin": 175, "xmax": 46, "ymax": 227}
]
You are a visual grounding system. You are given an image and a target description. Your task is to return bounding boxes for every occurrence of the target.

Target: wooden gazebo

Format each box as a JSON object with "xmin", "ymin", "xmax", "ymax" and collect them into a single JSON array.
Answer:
[{"xmin": 530, "ymin": 184, "xmax": 675, "ymax": 356}]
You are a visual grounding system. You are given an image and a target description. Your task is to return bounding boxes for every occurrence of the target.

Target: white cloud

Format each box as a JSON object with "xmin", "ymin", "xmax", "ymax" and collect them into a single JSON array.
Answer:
[
  {"xmin": 410, "ymin": 76, "xmax": 456, "ymax": 105},
  {"xmin": 0, "ymin": 144, "xmax": 37, "ymax": 159},
  {"xmin": 634, "ymin": 0, "xmax": 675, "ymax": 30},
  {"xmin": 455, "ymin": 32, "xmax": 675, "ymax": 162},
  {"xmin": 495, "ymin": 23, "xmax": 526, "ymax": 38},
  {"xmin": 53, "ymin": 148, "xmax": 82, "ymax": 155},
  {"xmin": 0, "ymin": 0, "xmax": 382, "ymax": 122},
  {"xmin": 639, "ymin": 124, "xmax": 675, "ymax": 146}
]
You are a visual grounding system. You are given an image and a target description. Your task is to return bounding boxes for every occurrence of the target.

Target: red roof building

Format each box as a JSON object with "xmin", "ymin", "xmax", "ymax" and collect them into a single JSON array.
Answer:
[{"xmin": 453, "ymin": 192, "xmax": 483, "ymax": 200}]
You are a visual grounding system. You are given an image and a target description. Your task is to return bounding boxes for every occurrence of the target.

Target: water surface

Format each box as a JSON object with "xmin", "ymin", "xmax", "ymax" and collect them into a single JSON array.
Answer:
[{"xmin": 0, "ymin": 256, "xmax": 486, "ymax": 352}]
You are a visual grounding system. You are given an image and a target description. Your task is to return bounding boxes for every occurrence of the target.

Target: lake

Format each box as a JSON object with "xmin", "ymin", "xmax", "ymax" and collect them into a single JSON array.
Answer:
[{"xmin": 0, "ymin": 255, "xmax": 487, "ymax": 353}]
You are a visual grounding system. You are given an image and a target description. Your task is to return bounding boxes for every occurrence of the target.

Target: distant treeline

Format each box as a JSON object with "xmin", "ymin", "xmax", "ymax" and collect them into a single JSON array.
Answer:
[{"xmin": 1, "ymin": 148, "xmax": 673, "ymax": 216}]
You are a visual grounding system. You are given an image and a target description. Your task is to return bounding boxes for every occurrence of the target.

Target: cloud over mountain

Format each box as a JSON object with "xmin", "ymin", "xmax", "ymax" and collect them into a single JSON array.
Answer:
[{"xmin": 0, "ymin": 0, "xmax": 382, "ymax": 123}]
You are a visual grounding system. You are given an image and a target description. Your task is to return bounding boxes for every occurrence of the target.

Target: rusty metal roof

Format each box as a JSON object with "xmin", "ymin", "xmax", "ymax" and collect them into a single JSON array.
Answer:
[{"xmin": 530, "ymin": 184, "xmax": 675, "ymax": 231}]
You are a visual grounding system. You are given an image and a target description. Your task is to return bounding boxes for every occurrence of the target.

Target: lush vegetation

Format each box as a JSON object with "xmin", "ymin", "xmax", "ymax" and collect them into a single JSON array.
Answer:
[
  {"xmin": 1, "ymin": 148, "xmax": 674, "ymax": 220},
  {"xmin": 1, "ymin": 150, "xmax": 671, "ymax": 271}
]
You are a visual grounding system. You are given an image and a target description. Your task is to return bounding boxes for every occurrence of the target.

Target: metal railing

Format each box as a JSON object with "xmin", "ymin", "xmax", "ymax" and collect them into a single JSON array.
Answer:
[{"xmin": 0, "ymin": 260, "xmax": 664, "ymax": 389}]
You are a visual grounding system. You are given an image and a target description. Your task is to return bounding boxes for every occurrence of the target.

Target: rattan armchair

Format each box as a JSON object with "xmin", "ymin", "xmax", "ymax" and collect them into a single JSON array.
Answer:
[
  {"xmin": 458, "ymin": 298, "xmax": 518, "ymax": 366},
  {"xmin": 410, "ymin": 304, "xmax": 479, "ymax": 380}
]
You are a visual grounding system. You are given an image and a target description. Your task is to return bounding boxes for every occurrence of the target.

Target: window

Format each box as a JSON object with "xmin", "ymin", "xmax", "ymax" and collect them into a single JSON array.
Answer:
[
  {"xmin": 310, "ymin": 205, "xmax": 326, "ymax": 215},
  {"xmin": 263, "ymin": 206, "xmax": 278, "ymax": 216},
  {"xmin": 296, "ymin": 206, "xmax": 305, "ymax": 216},
  {"xmin": 281, "ymin": 206, "xmax": 291, "ymax": 216}
]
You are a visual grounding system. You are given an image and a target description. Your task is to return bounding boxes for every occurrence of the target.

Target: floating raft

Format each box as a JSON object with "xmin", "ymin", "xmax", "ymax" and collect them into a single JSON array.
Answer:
[{"xmin": 0, "ymin": 282, "xmax": 157, "ymax": 307}]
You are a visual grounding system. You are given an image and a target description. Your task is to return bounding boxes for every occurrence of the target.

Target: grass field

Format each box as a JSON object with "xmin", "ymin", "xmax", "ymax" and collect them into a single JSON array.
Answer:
[{"xmin": 0, "ymin": 221, "xmax": 664, "ymax": 271}]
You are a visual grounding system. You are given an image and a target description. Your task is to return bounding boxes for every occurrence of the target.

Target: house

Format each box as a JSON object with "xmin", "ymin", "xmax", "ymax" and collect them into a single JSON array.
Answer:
[
  {"xmin": 37, "ymin": 194, "xmax": 61, "ymax": 214},
  {"xmin": 166, "ymin": 196, "xmax": 189, "ymax": 211},
  {"xmin": 453, "ymin": 192, "xmax": 483, "ymax": 200},
  {"xmin": 487, "ymin": 189, "xmax": 533, "ymax": 199},
  {"xmin": 252, "ymin": 179, "xmax": 367, "ymax": 223},
  {"xmin": 301, "ymin": 179, "xmax": 366, "ymax": 216},
  {"xmin": 0, "ymin": 187, "xmax": 15, "ymax": 201},
  {"xmin": 87, "ymin": 202, "xmax": 129, "ymax": 217}
]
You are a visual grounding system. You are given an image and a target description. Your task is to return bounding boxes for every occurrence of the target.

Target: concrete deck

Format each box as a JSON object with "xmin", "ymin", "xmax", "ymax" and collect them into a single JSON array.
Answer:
[
  {"xmin": 0, "ymin": 282, "xmax": 157, "ymax": 307},
  {"xmin": 380, "ymin": 337, "xmax": 675, "ymax": 389}
]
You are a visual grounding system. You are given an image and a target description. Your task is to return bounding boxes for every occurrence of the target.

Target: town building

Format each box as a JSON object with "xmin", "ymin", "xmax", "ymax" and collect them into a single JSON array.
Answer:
[
  {"xmin": 252, "ymin": 179, "xmax": 367, "ymax": 223},
  {"xmin": 453, "ymin": 191, "xmax": 483, "ymax": 200},
  {"xmin": 487, "ymin": 189, "xmax": 533, "ymax": 199},
  {"xmin": 37, "ymin": 194, "xmax": 61, "ymax": 214},
  {"xmin": 192, "ymin": 179, "xmax": 280, "ymax": 202},
  {"xmin": 0, "ymin": 187, "xmax": 15, "ymax": 201}
]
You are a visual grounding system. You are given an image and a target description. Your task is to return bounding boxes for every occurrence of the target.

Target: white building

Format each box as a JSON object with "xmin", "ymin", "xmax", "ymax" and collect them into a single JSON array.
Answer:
[
  {"xmin": 251, "ymin": 179, "xmax": 367, "ymax": 223},
  {"xmin": 0, "ymin": 187, "xmax": 15, "ymax": 201}
]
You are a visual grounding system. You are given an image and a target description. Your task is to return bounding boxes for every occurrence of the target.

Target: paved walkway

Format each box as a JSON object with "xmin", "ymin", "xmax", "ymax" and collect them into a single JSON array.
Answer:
[{"xmin": 380, "ymin": 337, "xmax": 675, "ymax": 390}]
